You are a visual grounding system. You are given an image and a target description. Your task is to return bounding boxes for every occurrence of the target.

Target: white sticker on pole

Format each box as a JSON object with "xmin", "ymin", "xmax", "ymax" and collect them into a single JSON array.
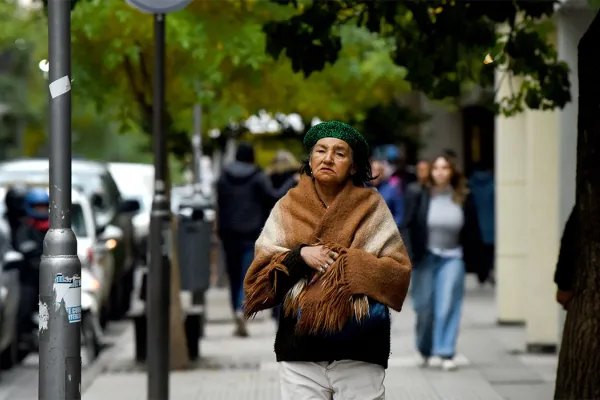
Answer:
[
  {"xmin": 53, "ymin": 274, "xmax": 82, "ymax": 323},
  {"xmin": 49, "ymin": 76, "xmax": 71, "ymax": 99}
]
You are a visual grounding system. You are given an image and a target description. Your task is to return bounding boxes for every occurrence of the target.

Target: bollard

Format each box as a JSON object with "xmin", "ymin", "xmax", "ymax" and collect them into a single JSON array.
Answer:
[{"xmin": 39, "ymin": 0, "xmax": 82, "ymax": 399}]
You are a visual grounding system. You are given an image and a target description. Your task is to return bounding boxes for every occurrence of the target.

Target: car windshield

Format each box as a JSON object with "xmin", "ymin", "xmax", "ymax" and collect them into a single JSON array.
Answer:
[{"xmin": 71, "ymin": 203, "xmax": 87, "ymax": 237}]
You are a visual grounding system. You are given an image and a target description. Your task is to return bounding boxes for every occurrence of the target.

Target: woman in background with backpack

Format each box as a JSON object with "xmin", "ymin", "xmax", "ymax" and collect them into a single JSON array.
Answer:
[{"xmin": 401, "ymin": 153, "xmax": 483, "ymax": 371}]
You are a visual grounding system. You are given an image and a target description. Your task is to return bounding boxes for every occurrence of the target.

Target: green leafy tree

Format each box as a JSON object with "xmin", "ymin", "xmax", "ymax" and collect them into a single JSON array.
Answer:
[
  {"xmin": 0, "ymin": 0, "xmax": 47, "ymax": 157},
  {"xmin": 61, "ymin": 0, "xmax": 412, "ymax": 159},
  {"xmin": 262, "ymin": 0, "xmax": 571, "ymax": 115}
]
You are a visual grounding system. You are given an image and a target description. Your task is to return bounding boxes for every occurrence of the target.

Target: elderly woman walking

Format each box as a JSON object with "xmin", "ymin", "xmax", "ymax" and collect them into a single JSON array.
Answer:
[{"xmin": 244, "ymin": 121, "xmax": 412, "ymax": 399}]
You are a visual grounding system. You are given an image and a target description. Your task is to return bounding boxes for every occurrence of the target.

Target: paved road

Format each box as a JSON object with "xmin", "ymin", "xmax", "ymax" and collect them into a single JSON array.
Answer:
[{"xmin": 80, "ymin": 277, "xmax": 558, "ymax": 400}]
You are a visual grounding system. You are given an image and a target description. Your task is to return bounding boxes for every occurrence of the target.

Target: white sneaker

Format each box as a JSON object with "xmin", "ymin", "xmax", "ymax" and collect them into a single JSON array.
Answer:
[
  {"xmin": 442, "ymin": 359, "xmax": 458, "ymax": 371},
  {"xmin": 428, "ymin": 356, "xmax": 443, "ymax": 368}
]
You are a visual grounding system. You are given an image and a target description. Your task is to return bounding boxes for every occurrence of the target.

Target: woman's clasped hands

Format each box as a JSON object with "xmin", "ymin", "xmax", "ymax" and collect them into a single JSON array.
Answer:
[{"xmin": 300, "ymin": 245, "xmax": 339, "ymax": 284}]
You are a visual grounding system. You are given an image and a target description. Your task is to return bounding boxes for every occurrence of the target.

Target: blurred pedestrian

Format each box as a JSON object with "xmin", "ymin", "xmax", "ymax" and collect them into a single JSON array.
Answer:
[
  {"xmin": 15, "ymin": 187, "xmax": 50, "ymax": 346},
  {"xmin": 217, "ymin": 142, "xmax": 296, "ymax": 337},
  {"xmin": 370, "ymin": 160, "xmax": 404, "ymax": 226},
  {"xmin": 415, "ymin": 160, "xmax": 431, "ymax": 186},
  {"xmin": 468, "ymin": 161, "xmax": 495, "ymax": 285},
  {"xmin": 4, "ymin": 183, "xmax": 28, "ymax": 248},
  {"xmin": 555, "ymin": 205, "xmax": 577, "ymax": 310},
  {"xmin": 401, "ymin": 153, "xmax": 483, "ymax": 371},
  {"xmin": 389, "ymin": 152, "xmax": 417, "ymax": 194},
  {"xmin": 244, "ymin": 121, "xmax": 411, "ymax": 399},
  {"xmin": 267, "ymin": 150, "xmax": 301, "ymax": 188},
  {"xmin": 442, "ymin": 148, "xmax": 458, "ymax": 165}
]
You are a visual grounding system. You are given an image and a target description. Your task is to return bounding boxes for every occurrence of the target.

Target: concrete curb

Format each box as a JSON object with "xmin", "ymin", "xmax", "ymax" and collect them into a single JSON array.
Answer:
[{"xmin": 82, "ymin": 326, "xmax": 132, "ymax": 394}]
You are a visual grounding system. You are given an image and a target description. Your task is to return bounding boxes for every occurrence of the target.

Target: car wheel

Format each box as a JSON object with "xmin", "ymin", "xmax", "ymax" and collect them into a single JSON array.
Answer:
[
  {"xmin": 0, "ymin": 335, "xmax": 18, "ymax": 370},
  {"xmin": 81, "ymin": 313, "xmax": 100, "ymax": 368}
]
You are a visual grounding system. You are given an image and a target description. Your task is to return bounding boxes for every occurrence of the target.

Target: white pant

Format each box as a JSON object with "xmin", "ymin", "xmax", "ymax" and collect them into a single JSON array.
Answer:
[{"xmin": 279, "ymin": 360, "xmax": 386, "ymax": 400}]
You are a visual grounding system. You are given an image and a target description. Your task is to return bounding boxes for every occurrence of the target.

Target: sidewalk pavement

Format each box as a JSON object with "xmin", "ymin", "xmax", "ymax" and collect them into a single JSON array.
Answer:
[
  {"xmin": 82, "ymin": 276, "xmax": 558, "ymax": 400},
  {"xmin": 0, "ymin": 321, "xmax": 130, "ymax": 400}
]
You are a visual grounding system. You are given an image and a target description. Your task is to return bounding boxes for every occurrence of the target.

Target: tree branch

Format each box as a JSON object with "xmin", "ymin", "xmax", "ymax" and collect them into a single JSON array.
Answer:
[{"xmin": 123, "ymin": 55, "xmax": 152, "ymax": 130}]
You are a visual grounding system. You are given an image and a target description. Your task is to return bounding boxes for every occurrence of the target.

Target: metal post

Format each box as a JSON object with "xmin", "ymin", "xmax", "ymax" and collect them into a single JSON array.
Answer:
[
  {"xmin": 147, "ymin": 13, "xmax": 171, "ymax": 400},
  {"xmin": 39, "ymin": 0, "xmax": 82, "ymax": 399},
  {"xmin": 192, "ymin": 104, "xmax": 203, "ymax": 189}
]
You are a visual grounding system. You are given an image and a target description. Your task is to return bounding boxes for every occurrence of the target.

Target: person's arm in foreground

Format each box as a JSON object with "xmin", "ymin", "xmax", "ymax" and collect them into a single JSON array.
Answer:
[{"xmin": 555, "ymin": 206, "xmax": 578, "ymax": 310}]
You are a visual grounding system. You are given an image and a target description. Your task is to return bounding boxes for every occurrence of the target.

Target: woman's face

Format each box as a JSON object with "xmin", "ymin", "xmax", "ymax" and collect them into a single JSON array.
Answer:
[
  {"xmin": 431, "ymin": 157, "xmax": 452, "ymax": 186},
  {"xmin": 309, "ymin": 138, "xmax": 355, "ymax": 186}
]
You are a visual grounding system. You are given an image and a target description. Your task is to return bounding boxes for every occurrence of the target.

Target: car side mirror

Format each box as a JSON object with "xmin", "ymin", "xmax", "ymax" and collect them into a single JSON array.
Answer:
[
  {"xmin": 3, "ymin": 250, "xmax": 23, "ymax": 270},
  {"xmin": 119, "ymin": 199, "xmax": 140, "ymax": 214}
]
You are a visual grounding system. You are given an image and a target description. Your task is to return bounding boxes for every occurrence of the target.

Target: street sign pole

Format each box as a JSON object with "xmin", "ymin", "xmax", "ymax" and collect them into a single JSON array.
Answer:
[
  {"xmin": 147, "ymin": 13, "xmax": 171, "ymax": 400},
  {"xmin": 39, "ymin": 0, "xmax": 82, "ymax": 399},
  {"xmin": 125, "ymin": 1, "xmax": 191, "ymax": 399},
  {"xmin": 192, "ymin": 104, "xmax": 203, "ymax": 190}
]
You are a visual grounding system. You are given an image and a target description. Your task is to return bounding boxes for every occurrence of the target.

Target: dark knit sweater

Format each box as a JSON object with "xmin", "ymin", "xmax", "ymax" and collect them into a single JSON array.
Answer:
[{"xmin": 272, "ymin": 246, "xmax": 392, "ymax": 369}]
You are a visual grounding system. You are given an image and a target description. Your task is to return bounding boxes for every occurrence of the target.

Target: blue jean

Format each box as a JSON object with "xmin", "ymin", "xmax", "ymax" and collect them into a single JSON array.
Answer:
[
  {"xmin": 411, "ymin": 252, "xmax": 465, "ymax": 358},
  {"xmin": 222, "ymin": 237, "xmax": 256, "ymax": 312}
]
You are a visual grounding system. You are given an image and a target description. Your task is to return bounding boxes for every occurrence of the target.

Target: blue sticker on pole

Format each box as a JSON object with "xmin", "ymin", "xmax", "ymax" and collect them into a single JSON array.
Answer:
[{"xmin": 54, "ymin": 274, "xmax": 82, "ymax": 323}]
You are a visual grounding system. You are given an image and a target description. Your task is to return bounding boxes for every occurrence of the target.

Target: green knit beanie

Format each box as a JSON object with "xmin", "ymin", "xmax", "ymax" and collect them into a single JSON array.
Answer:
[{"xmin": 303, "ymin": 121, "xmax": 370, "ymax": 160}]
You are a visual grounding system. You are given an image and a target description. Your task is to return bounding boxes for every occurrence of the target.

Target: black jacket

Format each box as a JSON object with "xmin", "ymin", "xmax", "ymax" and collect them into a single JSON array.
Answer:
[
  {"xmin": 400, "ymin": 182, "xmax": 484, "ymax": 272},
  {"xmin": 217, "ymin": 161, "xmax": 294, "ymax": 238},
  {"xmin": 15, "ymin": 223, "xmax": 47, "ymax": 286},
  {"xmin": 554, "ymin": 206, "xmax": 577, "ymax": 292}
]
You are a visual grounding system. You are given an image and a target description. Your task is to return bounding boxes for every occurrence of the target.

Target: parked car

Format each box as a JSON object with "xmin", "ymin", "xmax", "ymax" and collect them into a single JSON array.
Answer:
[
  {"xmin": 0, "ymin": 159, "xmax": 140, "ymax": 320},
  {"xmin": 107, "ymin": 163, "xmax": 153, "ymax": 265},
  {"xmin": 71, "ymin": 188, "xmax": 115, "ymax": 328},
  {"xmin": 0, "ymin": 218, "xmax": 21, "ymax": 369}
]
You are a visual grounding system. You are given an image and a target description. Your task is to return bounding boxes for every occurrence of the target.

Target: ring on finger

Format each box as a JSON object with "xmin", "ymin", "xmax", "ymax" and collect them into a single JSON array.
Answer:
[{"xmin": 319, "ymin": 266, "xmax": 326, "ymax": 273}]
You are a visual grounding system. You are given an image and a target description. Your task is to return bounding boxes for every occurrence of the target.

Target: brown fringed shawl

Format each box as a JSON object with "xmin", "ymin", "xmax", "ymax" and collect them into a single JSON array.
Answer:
[{"xmin": 244, "ymin": 175, "xmax": 412, "ymax": 335}]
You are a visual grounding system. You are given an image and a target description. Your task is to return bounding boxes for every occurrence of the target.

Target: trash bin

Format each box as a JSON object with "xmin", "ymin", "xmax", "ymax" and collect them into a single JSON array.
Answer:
[
  {"xmin": 176, "ymin": 194, "xmax": 214, "ymax": 294},
  {"xmin": 176, "ymin": 192, "xmax": 214, "ymax": 358}
]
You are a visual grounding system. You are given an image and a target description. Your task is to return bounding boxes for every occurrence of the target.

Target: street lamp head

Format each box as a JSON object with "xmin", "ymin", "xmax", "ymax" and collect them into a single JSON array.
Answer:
[{"xmin": 126, "ymin": 0, "xmax": 191, "ymax": 14}]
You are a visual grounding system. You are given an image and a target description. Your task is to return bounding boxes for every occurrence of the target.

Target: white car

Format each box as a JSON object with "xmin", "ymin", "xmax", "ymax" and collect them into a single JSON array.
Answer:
[
  {"xmin": 108, "ymin": 163, "xmax": 153, "ymax": 262},
  {"xmin": 72, "ymin": 189, "xmax": 116, "ymax": 320}
]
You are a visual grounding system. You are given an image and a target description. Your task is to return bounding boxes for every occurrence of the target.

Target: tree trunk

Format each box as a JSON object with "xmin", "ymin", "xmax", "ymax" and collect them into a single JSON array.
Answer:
[
  {"xmin": 169, "ymin": 216, "xmax": 190, "ymax": 370},
  {"xmin": 554, "ymin": 10, "xmax": 600, "ymax": 400},
  {"xmin": 165, "ymin": 163, "xmax": 190, "ymax": 370}
]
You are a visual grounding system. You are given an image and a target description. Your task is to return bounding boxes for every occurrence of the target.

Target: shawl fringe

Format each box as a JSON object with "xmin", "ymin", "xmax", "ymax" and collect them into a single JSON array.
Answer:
[
  {"xmin": 283, "ymin": 245, "xmax": 370, "ymax": 335},
  {"xmin": 243, "ymin": 252, "xmax": 289, "ymax": 319}
]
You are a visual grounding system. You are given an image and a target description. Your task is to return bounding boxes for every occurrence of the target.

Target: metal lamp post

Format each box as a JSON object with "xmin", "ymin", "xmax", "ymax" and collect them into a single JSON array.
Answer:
[
  {"xmin": 39, "ymin": 0, "xmax": 82, "ymax": 399},
  {"xmin": 125, "ymin": 1, "xmax": 191, "ymax": 399},
  {"xmin": 192, "ymin": 104, "xmax": 203, "ymax": 192}
]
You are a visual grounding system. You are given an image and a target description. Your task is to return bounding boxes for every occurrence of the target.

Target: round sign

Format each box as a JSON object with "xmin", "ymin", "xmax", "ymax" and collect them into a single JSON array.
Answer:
[{"xmin": 126, "ymin": 0, "xmax": 191, "ymax": 14}]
